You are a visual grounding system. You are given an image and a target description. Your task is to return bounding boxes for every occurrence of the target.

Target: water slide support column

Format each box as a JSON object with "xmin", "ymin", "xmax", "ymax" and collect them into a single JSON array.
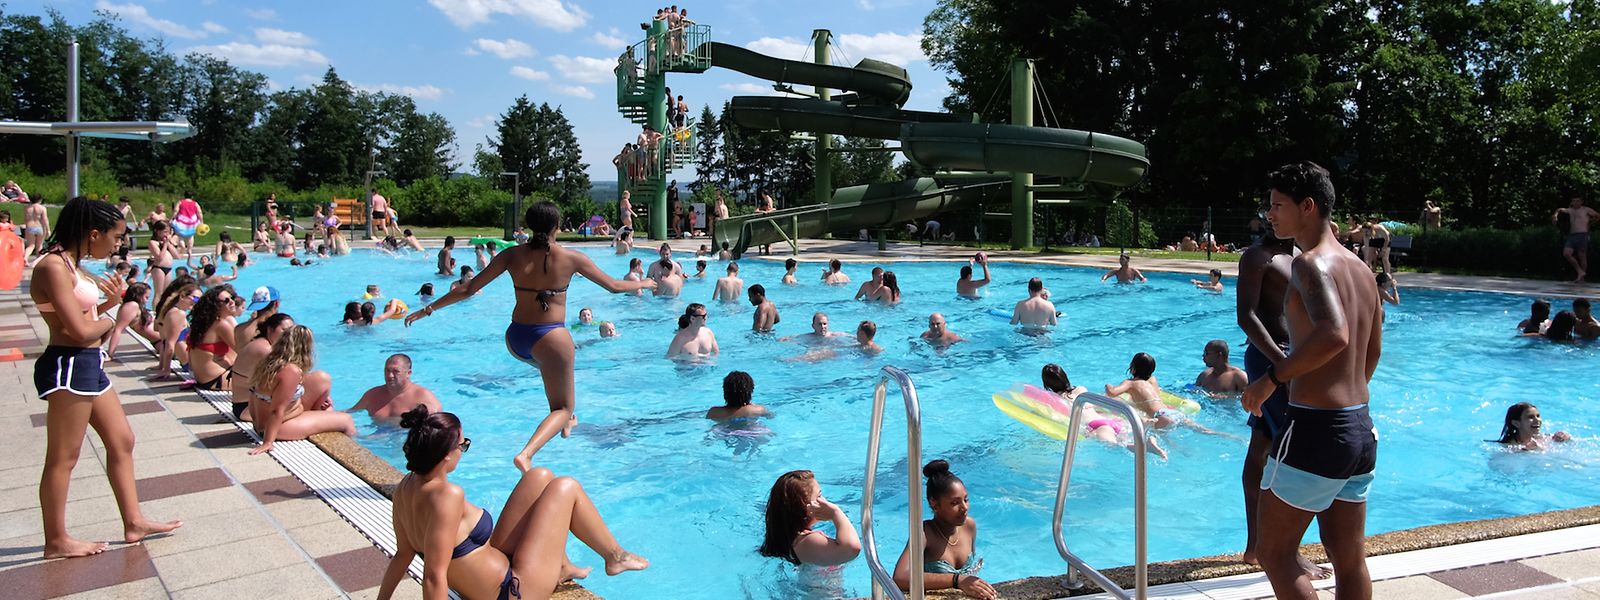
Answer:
[
  {"xmin": 1010, "ymin": 58, "xmax": 1034, "ymax": 249},
  {"xmin": 813, "ymin": 30, "xmax": 833, "ymax": 209},
  {"xmin": 648, "ymin": 19, "xmax": 669, "ymax": 240}
]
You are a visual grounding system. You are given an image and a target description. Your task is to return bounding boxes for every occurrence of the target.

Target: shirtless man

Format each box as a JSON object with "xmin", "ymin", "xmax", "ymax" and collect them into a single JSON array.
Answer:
[
  {"xmin": 712, "ymin": 262, "xmax": 744, "ymax": 302},
  {"xmin": 1421, "ymin": 200, "xmax": 1442, "ymax": 230},
  {"xmin": 1235, "ymin": 193, "xmax": 1323, "ymax": 580},
  {"xmin": 1010, "ymin": 277, "xmax": 1058, "ymax": 331},
  {"xmin": 1192, "ymin": 268, "xmax": 1225, "ymax": 292},
  {"xmin": 667, "ymin": 303, "xmax": 719, "ymax": 358},
  {"xmin": 646, "ymin": 243, "xmax": 685, "ymax": 279},
  {"xmin": 1195, "ymin": 340, "xmax": 1247, "ymax": 395},
  {"xmin": 717, "ymin": 242, "xmax": 733, "ymax": 261},
  {"xmin": 782, "ymin": 258, "xmax": 799, "ymax": 285},
  {"xmin": 1243, "ymin": 161, "xmax": 1382, "ymax": 600},
  {"xmin": 369, "ymin": 192, "xmax": 391, "ymax": 238},
  {"xmin": 691, "ymin": 260, "xmax": 707, "ymax": 278},
  {"xmin": 347, "ymin": 354, "xmax": 441, "ymax": 422},
  {"xmin": 1101, "ymin": 254, "xmax": 1146, "ymax": 283},
  {"xmin": 618, "ymin": 190, "xmax": 635, "ymax": 230},
  {"xmin": 437, "ymin": 235, "xmax": 457, "ymax": 276},
  {"xmin": 146, "ymin": 222, "xmax": 177, "ymax": 300},
  {"xmin": 614, "ymin": 230, "xmax": 633, "ymax": 255},
  {"xmin": 649, "ymin": 253, "xmax": 685, "ymax": 298},
  {"xmin": 22, "ymin": 195, "xmax": 48, "ymax": 258},
  {"xmin": 1360, "ymin": 217, "xmax": 1391, "ymax": 274},
  {"xmin": 748, "ymin": 284, "xmax": 780, "ymax": 333},
  {"xmin": 1573, "ymin": 298, "xmax": 1600, "ymax": 340},
  {"xmin": 855, "ymin": 320, "xmax": 884, "ymax": 355},
  {"xmin": 1553, "ymin": 195, "xmax": 1598, "ymax": 282},
  {"xmin": 921, "ymin": 312, "xmax": 964, "ymax": 347},
  {"xmin": 785, "ymin": 312, "xmax": 847, "ymax": 344},
  {"xmin": 956, "ymin": 254, "xmax": 991, "ymax": 298},
  {"xmin": 853, "ymin": 267, "xmax": 884, "ymax": 301},
  {"xmin": 402, "ymin": 228, "xmax": 424, "ymax": 251},
  {"xmin": 712, "ymin": 191, "xmax": 729, "ymax": 236},
  {"xmin": 820, "ymin": 259, "xmax": 850, "ymax": 285}
]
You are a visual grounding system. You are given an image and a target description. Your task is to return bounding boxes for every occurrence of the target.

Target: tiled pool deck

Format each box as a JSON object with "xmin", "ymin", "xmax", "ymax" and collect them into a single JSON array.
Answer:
[{"xmin": 0, "ymin": 238, "xmax": 1594, "ymax": 599}]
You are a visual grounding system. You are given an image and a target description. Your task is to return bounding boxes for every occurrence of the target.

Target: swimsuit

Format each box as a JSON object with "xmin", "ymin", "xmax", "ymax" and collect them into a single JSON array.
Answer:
[
  {"xmin": 34, "ymin": 255, "xmax": 100, "ymax": 314},
  {"xmin": 252, "ymin": 383, "xmax": 306, "ymax": 404},
  {"xmin": 1085, "ymin": 418, "xmax": 1125, "ymax": 435},
  {"xmin": 1367, "ymin": 237, "xmax": 1387, "ymax": 248},
  {"xmin": 415, "ymin": 510, "xmax": 522, "ymax": 600},
  {"xmin": 924, "ymin": 550, "xmax": 982, "ymax": 575},
  {"xmin": 1242, "ymin": 343, "xmax": 1292, "ymax": 438},
  {"xmin": 505, "ymin": 322, "xmax": 565, "ymax": 362},
  {"xmin": 1263, "ymin": 403, "xmax": 1378, "ymax": 513},
  {"xmin": 1566, "ymin": 232, "xmax": 1591, "ymax": 251},
  {"xmin": 34, "ymin": 346, "xmax": 112, "ymax": 398}
]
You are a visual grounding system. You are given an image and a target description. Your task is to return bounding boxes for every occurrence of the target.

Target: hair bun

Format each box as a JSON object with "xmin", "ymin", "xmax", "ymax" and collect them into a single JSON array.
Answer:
[
  {"xmin": 923, "ymin": 459, "xmax": 951, "ymax": 479},
  {"xmin": 531, "ymin": 232, "xmax": 550, "ymax": 248},
  {"xmin": 399, "ymin": 405, "xmax": 431, "ymax": 429}
]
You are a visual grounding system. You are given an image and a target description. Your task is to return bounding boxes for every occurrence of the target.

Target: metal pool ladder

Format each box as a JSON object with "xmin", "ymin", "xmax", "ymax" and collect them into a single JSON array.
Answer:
[
  {"xmin": 1053, "ymin": 392, "xmax": 1150, "ymax": 599},
  {"xmin": 861, "ymin": 366, "xmax": 925, "ymax": 600}
]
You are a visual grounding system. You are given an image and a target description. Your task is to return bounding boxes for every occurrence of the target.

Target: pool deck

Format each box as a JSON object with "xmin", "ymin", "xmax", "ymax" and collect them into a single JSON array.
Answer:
[{"xmin": 0, "ymin": 238, "xmax": 1595, "ymax": 599}]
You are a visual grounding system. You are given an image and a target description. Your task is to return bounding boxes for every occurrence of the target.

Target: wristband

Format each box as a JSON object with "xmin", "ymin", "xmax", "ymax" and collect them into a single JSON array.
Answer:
[
  {"xmin": 1266, "ymin": 364, "xmax": 1286, "ymax": 387},
  {"xmin": 953, "ymin": 574, "xmax": 961, "ymax": 589}
]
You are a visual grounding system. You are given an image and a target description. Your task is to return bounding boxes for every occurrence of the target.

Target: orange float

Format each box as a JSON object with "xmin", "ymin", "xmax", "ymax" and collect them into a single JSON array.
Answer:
[{"xmin": 0, "ymin": 229, "xmax": 23, "ymax": 290}]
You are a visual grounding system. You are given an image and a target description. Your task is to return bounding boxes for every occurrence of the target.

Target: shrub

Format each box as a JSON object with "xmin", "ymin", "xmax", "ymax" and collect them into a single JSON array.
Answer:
[
  {"xmin": 1105, "ymin": 202, "xmax": 1158, "ymax": 248},
  {"xmin": 1409, "ymin": 226, "xmax": 1592, "ymax": 278}
]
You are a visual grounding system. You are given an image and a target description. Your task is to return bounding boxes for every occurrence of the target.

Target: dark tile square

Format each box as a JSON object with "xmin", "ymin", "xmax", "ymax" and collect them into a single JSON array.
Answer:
[
  {"xmin": 243, "ymin": 475, "xmax": 315, "ymax": 505},
  {"xmin": 314, "ymin": 546, "xmax": 390, "ymax": 592},
  {"xmin": 1429, "ymin": 561, "xmax": 1563, "ymax": 595},
  {"xmin": 195, "ymin": 429, "xmax": 254, "ymax": 449},
  {"xmin": 0, "ymin": 544, "xmax": 158, "ymax": 598},
  {"xmin": 133, "ymin": 467, "xmax": 232, "ymax": 502},
  {"xmin": 28, "ymin": 401, "xmax": 162, "ymax": 428}
]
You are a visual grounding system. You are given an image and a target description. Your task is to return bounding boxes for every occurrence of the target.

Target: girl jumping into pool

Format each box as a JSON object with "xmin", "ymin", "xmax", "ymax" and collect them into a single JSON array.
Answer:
[
  {"xmin": 405, "ymin": 202, "xmax": 655, "ymax": 471},
  {"xmin": 1491, "ymin": 402, "xmax": 1572, "ymax": 451},
  {"xmin": 892, "ymin": 460, "xmax": 997, "ymax": 599}
]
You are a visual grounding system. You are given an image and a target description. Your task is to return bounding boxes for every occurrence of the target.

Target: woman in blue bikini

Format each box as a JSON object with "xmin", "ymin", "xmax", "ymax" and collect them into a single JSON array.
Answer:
[{"xmin": 405, "ymin": 202, "xmax": 655, "ymax": 471}]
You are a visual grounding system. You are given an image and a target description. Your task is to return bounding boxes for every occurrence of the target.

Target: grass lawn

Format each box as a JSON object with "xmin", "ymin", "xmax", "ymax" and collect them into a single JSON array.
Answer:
[{"xmin": 919, "ymin": 239, "xmax": 1238, "ymax": 263}]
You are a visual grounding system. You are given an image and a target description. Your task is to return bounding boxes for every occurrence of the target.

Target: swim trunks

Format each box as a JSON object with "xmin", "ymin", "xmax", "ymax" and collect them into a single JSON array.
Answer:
[
  {"xmin": 1242, "ymin": 343, "xmax": 1291, "ymax": 438},
  {"xmin": 1566, "ymin": 232, "xmax": 1591, "ymax": 251},
  {"xmin": 34, "ymin": 346, "xmax": 112, "ymax": 398},
  {"xmin": 1262, "ymin": 403, "xmax": 1378, "ymax": 513},
  {"xmin": 1367, "ymin": 238, "xmax": 1387, "ymax": 248}
]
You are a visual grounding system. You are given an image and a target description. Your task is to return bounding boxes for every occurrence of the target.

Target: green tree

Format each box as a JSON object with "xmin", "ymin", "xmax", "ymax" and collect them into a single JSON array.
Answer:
[
  {"xmin": 296, "ymin": 68, "xmax": 366, "ymax": 189},
  {"xmin": 480, "ymin": 96, "xmax": 592, "ymax": 204},
  {"xmin": 836, "ymin": 136, "xmax": 897, "ymax": 188},
  {"xmin": 691, "ymin": 104, "xmax": 721, "ymax": 194}
]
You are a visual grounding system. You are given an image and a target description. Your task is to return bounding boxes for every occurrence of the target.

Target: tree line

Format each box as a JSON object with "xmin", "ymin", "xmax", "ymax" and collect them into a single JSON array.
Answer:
[
  {"xmin": 686, "ymin": 102, "xmax": 902, "ymax": 207},
  {"xmin": 923, "ymin": 0, "xmax": 1600, "ymax": 228}
]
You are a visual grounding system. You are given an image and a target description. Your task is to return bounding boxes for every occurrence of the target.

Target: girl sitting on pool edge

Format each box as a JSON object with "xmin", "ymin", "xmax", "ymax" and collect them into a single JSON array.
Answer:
[
  {"xmin": 1492, "ymin": 402, "xmax": 1571, "ymax": 451},
  {"xmin": 892, "ymin": 460, "xmax": 997, "ymax": 599}
]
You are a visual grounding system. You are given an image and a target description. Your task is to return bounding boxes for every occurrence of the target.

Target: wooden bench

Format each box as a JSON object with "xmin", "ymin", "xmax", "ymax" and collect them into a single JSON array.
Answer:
[{"xmin": 331, "ymin": 198, "xmax": 368, "ymax": 229}]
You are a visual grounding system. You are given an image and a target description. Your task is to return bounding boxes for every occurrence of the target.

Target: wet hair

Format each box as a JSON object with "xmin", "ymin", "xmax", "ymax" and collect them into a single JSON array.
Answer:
[
  {"xmin": 404, "ymin": 229, "xmax": 413, "ymax": 236},
  {"xmin": 202, "ymin": 264, "xmax": 217, "ymax": 277},
  {"xmin": 255, "ymin": 313, "xmax": 294, "ymax": 339},
  {"xmin": 399, "ymin": 406, "xmax": 462, "ymax": 474},
  {"xmin": 187, "ymin": 285, "xmax": 238, "ymax": 346},
  {"xmin": 1492, "ymin": 402, "xmax": 1538, "ymax": 444},
  {"xmin": 923, "ymin": 459, "xmax": 963, "ymax": 501},
  {"xmin": 236, "ymin": 253, "xmax": 248, "ymax": 267},
  {"xmin": 44, "ymin": 197, "xmax": 124, "ymax": 259},
  {"xmin": 758, "ymin": 470, "xmax": 817, "ymax": 564},
  {"xmin": 1376, "ymin": 272, "xmax": 1391, "ymax": 285},
  {"xmin": 723, "ymin": 371, "xmax": 754, "ymax": 408},
  {"xmin": 1266, "ymin": 161, "xmax": 1337, "ymax": 218},
  {"xmin": 721, "ymin": 241, "xmax": 730, "ymax": 250},
  {"xmin": 829, "ymin": 258, "xmax": 842, "ymax": 272},
  {"xmin": 342, "ymin": 301, "xmax": 361, "ymax": 323},
  {"xmin": 416, "ymin": 282, "xmax": 434, "ymax": 296},
  {"xmin": 219, "ymin": 231, "xmax": 232, "ymax": 243},
  {"xmin": 443, "ymin": 235, "xmax": 455, "ymax": 247},
  {"xmin": 785, "ymin": 258, "xmax": 797, "ymax": 271},
  {"xmin": 1546, "ymin": 311, "xmax": 1576, "ymax": 341},
  {"xmin": 880, "ymin": 272, "xmax": 900, "ymax": 300},
  {"xmin": 360, "ymin": 301, "xmax": 377, "ymax": 324},
  {"xmin": 1028, "ymin": 277, "xmax": 1043, "ymax": 293},
  {"xmin": 1524, "ymin": 300, "xmax": 1552, "ymax": 334},
  {"xmin": 524, "ymin": 202, "xmax": 562, "ymax": 249},
  {"xmin": 749, "ymin": 283, "xmax": 765, "ymax": 298},
  {"xmin": 460, "ymin": 265, "xmax": 474, "ymax": 277},
  {"xmin": 677, "ymin": 314, "xmax": 690, "ymax": 329},
  {"xmin": 1209, "ymin": 269, "xmax": 1222, "ymax": 278},
  {"xmin": 629, "ymin": 257, "xmax": 642, "ymax": 270},
  {"xmin": 1205, "ymin": 339, "xmax": 1230, "ymax": 358},
  {"xmin": 1128, "ymin": 352, "xmax": 1156, "ymax": 380},
  {"xmin": 960, "ymin": 265, "xmax": 972, "ymax": 279},
  {"xmin": 1041, "ymin": 363, "xmax": 1073, "ymax": 393},
  {"xmin": 1576, "ymin": 298, "xmax": 1592, "ymax": 313}
]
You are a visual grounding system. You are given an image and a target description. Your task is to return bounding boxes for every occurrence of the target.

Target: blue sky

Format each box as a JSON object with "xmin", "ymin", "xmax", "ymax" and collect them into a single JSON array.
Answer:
[{"xmin": 22, "ymin": 0, "xmax": 953, "ymax": 181}]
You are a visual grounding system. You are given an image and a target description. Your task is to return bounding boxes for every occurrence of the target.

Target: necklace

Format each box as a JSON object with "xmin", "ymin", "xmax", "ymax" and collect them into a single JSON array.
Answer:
[{"xmin": 933, "ymin": 520, "xmax": 959, "ymax": 546}]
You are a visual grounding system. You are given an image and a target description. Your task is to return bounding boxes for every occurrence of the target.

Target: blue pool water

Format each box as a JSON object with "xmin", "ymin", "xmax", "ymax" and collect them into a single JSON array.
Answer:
[{"xmin": 201, "ymin": 248, "xmax": 1597, "ymax": 598}]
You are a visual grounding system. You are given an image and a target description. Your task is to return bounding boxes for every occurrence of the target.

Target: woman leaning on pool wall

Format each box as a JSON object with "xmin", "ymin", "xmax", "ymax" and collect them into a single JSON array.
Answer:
[{"xmin": 893, "ymin": 460, "xmax": 998, "ymax": 600}]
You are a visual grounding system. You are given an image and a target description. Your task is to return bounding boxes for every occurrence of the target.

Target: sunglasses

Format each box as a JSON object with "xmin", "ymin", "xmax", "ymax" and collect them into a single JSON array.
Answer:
[
  {"xmin": 458, "ymin": 438, "xmax": 472, "ymax": 453},
  {"xmin": 691, "ymin": 312, "xmax": 708, "ymax": 319}
]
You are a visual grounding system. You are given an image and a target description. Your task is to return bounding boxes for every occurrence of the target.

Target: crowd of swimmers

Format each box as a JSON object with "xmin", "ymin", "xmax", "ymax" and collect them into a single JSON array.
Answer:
[{"xmin": 22, "ymin": 176, "xmax": 1594, "ymax": 600}]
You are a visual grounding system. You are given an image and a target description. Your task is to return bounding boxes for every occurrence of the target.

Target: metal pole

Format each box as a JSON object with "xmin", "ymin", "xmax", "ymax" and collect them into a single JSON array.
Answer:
[
  {"xmin": 66, "ymin": 40, "xmax": 80, "ymax": 198},
  {"xmin": 814, "ymin": 30, "xmax": 833, "ymax": 207},
  {"xmin": 1009, "ymin": 58, "xmax": 1034, "ymax": 249},
  {"xmin": 1205, "ymin": 206, "xmax": 1213, "ymax": 261}
]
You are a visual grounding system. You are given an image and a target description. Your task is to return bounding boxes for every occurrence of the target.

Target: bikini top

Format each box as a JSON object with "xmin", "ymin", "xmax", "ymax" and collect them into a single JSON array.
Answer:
[
  {"xmin": 252, "ymin": 383, "xmax": 305, "ymax": 403},
  {"xmin": 193, "ymin": 339, "xmax": 232, "ymax": 356},
  {"xmin": 36, "ymin": 255, "xmax": 100, "ymax": 314},
  {"xmin": 417, "ymin": 508, "xmax": 493, "ymax": 559}
]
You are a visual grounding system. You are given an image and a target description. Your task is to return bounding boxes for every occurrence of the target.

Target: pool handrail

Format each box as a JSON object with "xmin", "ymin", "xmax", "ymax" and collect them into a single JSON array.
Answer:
[
  {"xmin": 861, "ymin": 366, "xmax": 924, "ymax": 600},
  {"xmin": 1053, "ymin": 391, "xmax": 1148, "ymax": 599}
]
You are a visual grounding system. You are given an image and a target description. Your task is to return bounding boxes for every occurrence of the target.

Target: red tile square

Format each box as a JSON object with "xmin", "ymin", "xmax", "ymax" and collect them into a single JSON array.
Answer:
[
  {"xmin": 134, "ymin": 467, "xmax": 232, "ymax": 502},
  {"xmin": 0, "ymin": 544, "xmax": 158, "ymax": 598},
  {"xmin": 1428, "ymin": 561, "xmax": 1563, "ymax": 595},
  {"xmin": 243, "ymin": 475, "xmax": 315, "ymax": 504},
  {"xmin": 314, "ymin": 546, "xmax": 391, "ymax": 592},
  {"xmin": 196, "ymin": 429, "xmax": 255, "ymax": 449}
]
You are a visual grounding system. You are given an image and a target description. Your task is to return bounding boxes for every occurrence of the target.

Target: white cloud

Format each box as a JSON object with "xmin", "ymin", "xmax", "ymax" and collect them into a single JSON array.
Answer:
[
  {"xmin": 466, "ymin": 114, "xmax": 497, "ymax": 128},
  {"xmin": 186, "ymin": 42, "xmax": 329, "ymax": 68},
  {"xmin": 245, "ymin": 8, "xmax": 276, "ymax": 20},
  {"xmin": 553, "ymin": 85, "xmax": 595, "ymax": 100},
  {"xmin": 356, "ymin": 83, "xmax": 448, "ymax": 101},
  {"xmin": 95, "ymin": 1, "xmax": 210, "ymax": 39},
  {"xmin": 589, "ymin": 28, "xmax": 626, "ymax": 49},
  {"xmin": 201, "ymin": 21, "xmax": 228, "ymax": 34},
  {"xmin": 838, "ymin": 32, "xmax": 925, "ymax": 66},
  {"xmin": 254, "ymin": 27, "xmax": 315, "ymax": 47},
  {"xmin": 746, "ymin": 37, "xmax": 810, "ymax": 60},
  {"xmin": 473, "ymin": 38, "xmax": 535, "ymax": 59},
  {"xmin": 509, "ymin": 66, "xmax": 550, "ymax": 81},
  {"xmin": 548, "ymin": 55, "xmax": 614, "ymax": 84},
  {"xmin": 720, "ymin": 83, "xmax": 773, "ymax": 94},
  {"xmin": 427, "ymin": 0, "xmax": 589, "ymax": 32}
]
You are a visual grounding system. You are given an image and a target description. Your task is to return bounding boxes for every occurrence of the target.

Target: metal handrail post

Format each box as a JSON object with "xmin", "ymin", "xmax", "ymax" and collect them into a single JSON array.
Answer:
[
  {"xmin": 861, "ymin": 366, "xmax": 924, "ymax": 600},
  {"xmin": 1052, "ymin": 392, "xmax": 1147, "ymax": 600}
]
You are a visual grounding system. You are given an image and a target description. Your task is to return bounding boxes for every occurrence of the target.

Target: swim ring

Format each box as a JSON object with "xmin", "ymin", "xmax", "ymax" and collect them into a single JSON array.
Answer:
[
  {"xmin": 389, "ymin": 299, "xmax": 408, "ymax": 315},
  {"xmin": 469, "ymin": 237, "xmax": 516, "ymax": 251},
  {"xmin": 171, "ymin": 221, "xmax": 198, "ymax": 238},
  {"xmin": 0, "ymin": 229, "xmax": 22, "ymax": 290}
]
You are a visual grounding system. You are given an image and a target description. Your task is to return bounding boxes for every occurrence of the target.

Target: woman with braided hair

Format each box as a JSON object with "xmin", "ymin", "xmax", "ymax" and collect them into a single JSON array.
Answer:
[{"xmin": 406, "ymin": 202, "xmax": 655, "ymax": 472}]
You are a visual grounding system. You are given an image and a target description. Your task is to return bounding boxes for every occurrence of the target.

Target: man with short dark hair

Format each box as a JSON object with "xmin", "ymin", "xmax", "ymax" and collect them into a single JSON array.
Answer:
[
  {"xmin": 854, "ymin": 267, "xmax": 884, "ymax": 301},
  {"xmin": 1010, "ymin": 277, "xmax": 1058, "ymax": 330},
  {"xmin": 748, "ymin": 284, "xmax": 779, "ymax": 333},
  {"xmin": 956, "ymin": 254, "xmax": 990, "ymax": 298},
  {"xmin": 1195, "ymin": 339, "xmax": 1247, "ymax": 395},
  {"xmin": 1244, "ymin": 161, "xmax": 1383, "ymax": 600},
  {"xmin": 1553, "ymin": 195, "xmax": 1598, "ymax": 282},
  {"xmin": 1573, "ymin": 298, "xmax": 1599, "ymax": 340},
  {"xmin": 437, "ymin": 236, "xmax": 456, "ymax": 276}
]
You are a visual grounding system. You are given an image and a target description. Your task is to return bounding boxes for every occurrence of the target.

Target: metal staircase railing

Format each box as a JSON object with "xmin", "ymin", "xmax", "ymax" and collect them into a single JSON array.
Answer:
[
  {"xmin": 1052, "ymin": 392, "xmax": 1149, "ymax": 600},
  {"xmin": 654, "ymin": 23, "xmax": 712, "ymax": 73},
  {"xmin": 861, "ymin": 366, "xmax": 925, "ymax": 600},
  {"xmin": 618, "ymin": 119, "xmax": 697, "ymax": 195}
]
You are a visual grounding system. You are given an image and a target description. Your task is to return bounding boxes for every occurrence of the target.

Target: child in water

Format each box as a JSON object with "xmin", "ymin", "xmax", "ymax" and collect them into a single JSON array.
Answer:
[
  {"xmin": 1106, "ymin": 353, "xmax": 1223, "ymax": 436},
  {"xmin": 1492, "ymin": 402, "xmax": 1571, "ymax": 451},
  {"xmin": 1043, "ymin": 364, "xmax": 1165, "ymax": 459}
]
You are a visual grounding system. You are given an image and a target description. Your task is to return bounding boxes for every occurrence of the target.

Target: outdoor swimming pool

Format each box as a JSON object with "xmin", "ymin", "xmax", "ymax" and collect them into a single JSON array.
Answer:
[{"xmin": 212, "ymin": 247, "xmax": 1598, "ymax": 599}]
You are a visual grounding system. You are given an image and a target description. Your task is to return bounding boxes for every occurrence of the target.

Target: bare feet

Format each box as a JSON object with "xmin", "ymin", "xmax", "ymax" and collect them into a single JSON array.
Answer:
[
  {"xmin": 561, "ymin": 414, "xmax": 576, "ymax": 438},
  {"xmin": 43, "ymin": 537, "xmax": 110, "ymax": 558},
  {"xmin": 1147, "ymin": 436, "xmax": 1168, "ymax": 460},
  {"xmin": 513, "ymin": 452, "xmax": 533, "ymax": 473},
  {"xmin": 1242, "ymin": 550, "xmax": 1258, "ymax": 566},
  {"xmin": 1299, "ymin": 554, "xmax": 1333, "ymax": 580},
  {"xmin": 560, "ymin": 560, "xmax": 592, "ymax": 582},
  {"xmin": 604, "ymin": 549, "xmax": 649, "ymax": 576},
  {"xmin": 124, "ymin": 518, "xmax": 183, "ymax": 543}
]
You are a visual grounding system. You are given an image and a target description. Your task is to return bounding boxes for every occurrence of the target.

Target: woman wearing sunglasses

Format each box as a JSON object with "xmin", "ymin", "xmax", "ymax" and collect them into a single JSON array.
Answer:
[
  {"xmin": 377, "ymin": 406, "xmax": 647, "ymax": 600},
  {"xmin": 187, "ymin": 285, "xmax": 244, "ymax": 391},
  {"xmin": 247, "ymin": 325, "xmax": 355, "ymax": 455},
  {"xmin": 148, "ymin": 276, "xmax": 199, "ymax": 381}
]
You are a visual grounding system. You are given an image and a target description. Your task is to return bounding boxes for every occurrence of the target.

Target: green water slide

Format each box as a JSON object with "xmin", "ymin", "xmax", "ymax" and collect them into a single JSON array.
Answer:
[{"xmin": 697, "ymin": 40, "xmax": 1150, "ymax": 256}]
